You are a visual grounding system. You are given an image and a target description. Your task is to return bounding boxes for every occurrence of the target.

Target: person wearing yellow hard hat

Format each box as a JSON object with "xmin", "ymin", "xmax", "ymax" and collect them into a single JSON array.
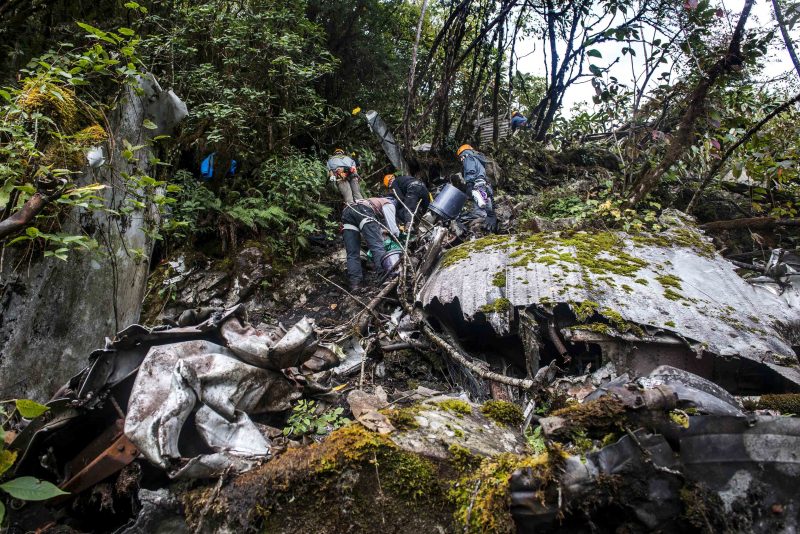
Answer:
[
  {"xmin": 456, "ymin": 144, "xmax": 497, "ymax": 232},
  {"xmin": 326, "ymin": 148, "xmax": 363, "ymax": 203},
  {"xmin": 384, "ymin": 173, "xmax": 430, "ymax": 226},
  {"xmin": 510, "ymin": 110, "xmax": 529, "ymax": 132}
]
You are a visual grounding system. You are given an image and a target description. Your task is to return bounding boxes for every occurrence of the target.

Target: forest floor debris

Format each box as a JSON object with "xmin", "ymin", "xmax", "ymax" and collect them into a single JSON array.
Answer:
[{"xmin": 6, "ymin": 207, "xmax": 800, "ymax": 533}]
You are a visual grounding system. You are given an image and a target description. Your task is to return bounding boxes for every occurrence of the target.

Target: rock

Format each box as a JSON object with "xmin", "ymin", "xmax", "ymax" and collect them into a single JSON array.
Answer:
[
  {"xmin": 391, "ymin": 398, "xmax": 527, "ymax": 459},
  {"xmin": 233, "ymin": 246, "xmax": 271, "ymax": 302},
  {"xmin": 346, "ymin": 387, "xmax": 394, "ymax": 435}
]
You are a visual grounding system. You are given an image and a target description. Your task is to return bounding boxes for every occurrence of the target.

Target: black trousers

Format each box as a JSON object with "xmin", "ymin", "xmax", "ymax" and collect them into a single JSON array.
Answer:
[
  {"xmin": 398, "ymin": 181, "xmax": 430, "ymax": 225},
  {"xmin": 342, "ymin": 204, "xmax": 386, "ymax": 285}
]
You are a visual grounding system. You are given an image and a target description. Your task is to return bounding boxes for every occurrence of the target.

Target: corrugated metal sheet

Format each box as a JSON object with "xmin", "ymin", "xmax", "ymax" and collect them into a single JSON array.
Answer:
[
  {"xmin": 475, "ymin": 116, "xmax": 511, "ymax": 144},
  {"xmin": 418, "ymin": 224, "xmax": 800, "ymax": 370}
]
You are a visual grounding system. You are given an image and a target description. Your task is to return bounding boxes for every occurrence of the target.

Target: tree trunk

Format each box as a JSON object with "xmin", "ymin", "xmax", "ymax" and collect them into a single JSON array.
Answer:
[
  {"xmin": 402, "ymin": 0, "xmax": 430, "ymax": 148},
  {"xmin": 624, "ymin": 0, "xmax": 754, "ymax": 207},
  {"xmin": 0, "ymin": 77, "xmax": 184, "ymax": 401},
  {"xmin": 773, "ymin": 0, "xmax": 800, "ymax": 80},
  {"xmin": 491, "ymin": 23, "xmax": 505, "ymax": 145}
]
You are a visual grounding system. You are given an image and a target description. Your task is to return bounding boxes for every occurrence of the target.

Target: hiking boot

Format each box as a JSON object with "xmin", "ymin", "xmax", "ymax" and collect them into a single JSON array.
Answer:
[{"xmin": 349, "ymin": 280, "xmax": 364, "ymax": 292}]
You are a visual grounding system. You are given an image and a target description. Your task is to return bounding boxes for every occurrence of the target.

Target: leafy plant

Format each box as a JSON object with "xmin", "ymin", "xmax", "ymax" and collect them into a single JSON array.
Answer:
[
  {"xmin": 164, "ymin": 151, "xmax": 335, "ymax": 261},
  {"xmin": 0, "ymin": 399, "xmax": 68, "ymax": 524},
  {"xmin": 524, "ymin": 425, "xmax": 547, "ymax": 456},
  {"xmin": 282, "ymin": 400, "xmax": 349, "ymax": 438},
  {"xmin": 0, "ymin": 10, "xmax": 152, "ymax": 258}
]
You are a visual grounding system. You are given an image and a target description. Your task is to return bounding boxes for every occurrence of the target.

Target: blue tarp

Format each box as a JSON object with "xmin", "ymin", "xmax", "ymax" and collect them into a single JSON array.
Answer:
[{"xmin": 201, "ymin": 153, "xmax": 237, "ymax": 180}]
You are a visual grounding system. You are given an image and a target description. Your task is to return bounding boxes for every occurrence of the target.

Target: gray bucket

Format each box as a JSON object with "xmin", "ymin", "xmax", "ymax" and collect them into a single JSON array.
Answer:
[
  {"xmin": 429, "ymin": 183, "xmax": 467, "ymax": 220},
  {"xmin": 381, "ymin": 250, "xmax": 402, "ymax": 273}
]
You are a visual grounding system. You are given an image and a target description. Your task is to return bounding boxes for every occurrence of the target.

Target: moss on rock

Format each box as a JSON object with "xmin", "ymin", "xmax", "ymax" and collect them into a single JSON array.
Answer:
[
  {"xmin": 437, "ymin": 399, "xmax": 473, "ymax": 416},
  {"xmin": 18, "ymin": 78, "xmax": 79, "ymax": 131},
  {"xmin": 480, "ymin": 400, "xmax": 523, "ymax": 427},
  {"xmin": 185, "ymin": 423, "xmax": 451, "ymax": 533},
  {"xmin": 757, "ymin": 394, "xmax": 800, "ymax": 414}
]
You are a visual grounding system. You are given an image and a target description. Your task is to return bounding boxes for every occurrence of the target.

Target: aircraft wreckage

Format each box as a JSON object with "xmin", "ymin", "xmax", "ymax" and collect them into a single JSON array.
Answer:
[
  {"xmin": 5, "ymin": 210, "xmax": 800, "ymax": 532},
  {"xmin": 418, "ymin": 212, "xmax": 800, "ymax": 394}
]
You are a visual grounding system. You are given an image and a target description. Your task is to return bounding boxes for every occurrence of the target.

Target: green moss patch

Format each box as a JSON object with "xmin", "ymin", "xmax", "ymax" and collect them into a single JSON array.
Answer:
[
  {"xmin": 480, "ymin": 400, "xmax": 523, "ymax": 427},
  {"xmin": 437, "ymin": 399, "xmax": 473, "ymax": 416},
  {"xmin": 656, "ymin": 274, "xmax": 683, "ymax": 290},
  {"xmin": 449, "ymin": 452, "xmax": 563, "ymax": 533},
  {"xmin": 448, "ymin": 444, "xmax": 482, "ymax": 473},
  {"xmin": 550, "ymin": 397, "xmax": 627, "ymax": 439},
  {"xmin": 757, "ymin": 394, "xmax": 800, "ymax": 414},
  {"xmin": 492, "ymin": 270, "xmax": 507, "ymax": 287},
  {"xmin": 480, "ymin": 297, "xmax": 512, "ymax": 314},
  {"xmin": 186, "ymin": 424, "xmax": 450, "ymax": 533}
]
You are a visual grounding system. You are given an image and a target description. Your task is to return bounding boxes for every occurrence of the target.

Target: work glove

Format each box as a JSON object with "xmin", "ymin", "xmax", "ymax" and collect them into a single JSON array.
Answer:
[
  {"xmin": 483, "ymin": 207, "xmax": 498, "ymax": 232},
  {"xmin": 471, "ymin": 189, "xmax": 486, "ymax": 208}
]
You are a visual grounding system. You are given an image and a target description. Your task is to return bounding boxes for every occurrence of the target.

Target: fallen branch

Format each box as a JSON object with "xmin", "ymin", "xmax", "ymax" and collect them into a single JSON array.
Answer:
[
  {"xmin": 421, "ymin": 321, "xmax": 536, "ymax": 390},
  {"xmin": 0, "ymin": 191, "xmax": 57, "ymax": 240},
  {"xmin": 357, "ymin": 279, "xmax": 399, "ymax": 335},
  {"xmin": 700, "ymin": 217, "xmax": 800, "ymax": 232}
]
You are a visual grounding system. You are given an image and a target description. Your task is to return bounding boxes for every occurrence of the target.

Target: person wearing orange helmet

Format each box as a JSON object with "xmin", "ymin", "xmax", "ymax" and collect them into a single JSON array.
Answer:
[
  {"xmin": 341, "ymin": 197, "xmax": 400, "ymax": 290},
  {"xmin": 326, "ymin": 148, "xmax": 363, "ymax": 203},
  {"xmin": 456, "ymin": 144, "xmax": 497, "ymax": 232},
  {"xmin": 383, "ymin": 173, "xmax": 430, "ymax": 226}
]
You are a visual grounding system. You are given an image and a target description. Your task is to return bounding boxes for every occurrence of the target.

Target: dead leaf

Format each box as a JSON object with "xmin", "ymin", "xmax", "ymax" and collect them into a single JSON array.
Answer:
[{"xmin": 347, "ymin": 389, "xmax": 394, "ymax": 435}]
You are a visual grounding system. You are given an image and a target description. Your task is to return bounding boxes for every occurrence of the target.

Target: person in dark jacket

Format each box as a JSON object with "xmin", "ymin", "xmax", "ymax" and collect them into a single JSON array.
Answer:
[
  {"xmin": 327, "ymin": 148, "xmax": 363, "ymax": 203},
  {"xmin": 456, "ymin": 144, "xmax": 497, "ymax": 232},
  {"xmin": 342, "ymin": 197, "xmax": 400, "ymax": 290},
  {"xmin": 510, "ymin": 110, "xmax": 528, "ymax": 132},
  {"xmin": 384, "ymin": 174, "xmax": 430, "ymax": 226}
]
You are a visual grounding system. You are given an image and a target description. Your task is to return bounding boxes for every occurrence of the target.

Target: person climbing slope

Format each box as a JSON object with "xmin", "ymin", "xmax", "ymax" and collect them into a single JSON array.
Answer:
[
  {"xmin": 342, "ymin": 197, "xmax": 400, "ymax": 290},
  {"xmin": 384, "ymin": 173, "xmax": 430, "ymax": 226},
  {"xmin": 456, "ymin": 144, "xmax": 497, "ymax": 232},
  {"xmin": 327, "ymin": 148, "xmax": 363, "ymax": 203},
  {"xmin": 510, "ymin": 110, "xmax": 529, "ymax": 132}
]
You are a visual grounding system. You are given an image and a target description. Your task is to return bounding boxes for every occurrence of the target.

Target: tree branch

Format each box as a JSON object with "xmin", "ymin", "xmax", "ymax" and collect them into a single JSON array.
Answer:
[
  {"xmin": 0, "ymin": 191, "xmax": 60, "ymax": 241},
  {"xmin": 686, "ymin": 91, "xmax": 800, "ymax": 213},
  {"xmin": 624, "ymin": 0, "xmax": 755, "ymax": 208},
  {"xmin": 773, "ymin": 0, "xmax": 800, "ymax": 80}
]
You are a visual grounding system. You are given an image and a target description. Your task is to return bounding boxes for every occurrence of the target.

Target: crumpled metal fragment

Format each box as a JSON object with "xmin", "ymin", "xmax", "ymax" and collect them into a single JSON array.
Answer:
[{"xmin": 124, "ymin": 315, "xmax": 318, "ymax": 479}]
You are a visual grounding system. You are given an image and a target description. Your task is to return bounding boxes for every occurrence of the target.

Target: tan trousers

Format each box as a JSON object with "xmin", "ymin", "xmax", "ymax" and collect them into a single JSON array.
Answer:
[{"xmin": 336, "ymin": 177, "xmax": 363, "ymax": 204}]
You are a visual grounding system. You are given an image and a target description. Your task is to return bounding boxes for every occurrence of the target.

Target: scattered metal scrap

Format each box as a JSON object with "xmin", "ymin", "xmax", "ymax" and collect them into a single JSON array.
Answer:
[
  {"xmin": 512, "ymin": 366, "xmax": 800, "ymax": 532},
  {"xmin": 11, "ymin": 306, "xmax": 340, "ymax": 493}
]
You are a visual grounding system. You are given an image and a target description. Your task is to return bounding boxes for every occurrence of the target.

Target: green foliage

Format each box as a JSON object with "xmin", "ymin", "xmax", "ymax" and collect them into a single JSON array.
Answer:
[
  {"xmin": 0, "ymin": 11, "xmax": 153, "ymax": 258},
  {"xmin": 525, "ymin": 426, "xmax": 547, "ymax": 455},
  {"xmin": 0, "ymin": 477, "xmax": 67, "ymax": 502},
  {"xmin": 0, "ymin": 399, "xmax": 69, "ymax": 524},
  {"xmin": 14, "ymin": 400, "xmax": 49, "ymax": 419},
  {"xmin": 142, "ymin": 0, "xmax": 337, "ymax": 160},
  {"xmin": 282, "ymin": 400, "xmax": 349, "ymax": 438},
  {"xmin": 166, "ymin": 152, "xmax": 333, "ymax": 260}
]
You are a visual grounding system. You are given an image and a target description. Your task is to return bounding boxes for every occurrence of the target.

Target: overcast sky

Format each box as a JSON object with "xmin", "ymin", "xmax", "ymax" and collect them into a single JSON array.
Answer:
[{"xmin": 515, "ymin": 0, "xmax": 799, "ymax": 115}]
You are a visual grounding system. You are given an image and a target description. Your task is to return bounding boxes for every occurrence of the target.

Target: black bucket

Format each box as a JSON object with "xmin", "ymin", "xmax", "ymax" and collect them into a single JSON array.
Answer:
[{"xmin": 429, "ymin": 183, "xmax": 467, "ymax": 220}]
